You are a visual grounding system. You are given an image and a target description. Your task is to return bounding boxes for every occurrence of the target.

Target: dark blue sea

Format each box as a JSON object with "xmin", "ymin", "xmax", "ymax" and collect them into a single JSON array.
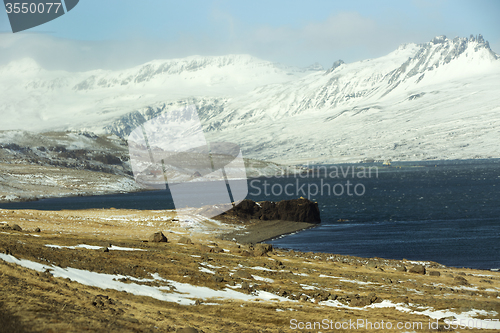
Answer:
[{"xmin": 1, "ymin": 159, "xmax": 499, "ymax": 270}]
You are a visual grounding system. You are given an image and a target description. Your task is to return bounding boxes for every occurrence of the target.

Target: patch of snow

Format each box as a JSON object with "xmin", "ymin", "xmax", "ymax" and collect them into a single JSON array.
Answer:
[
  {"xmin": 405, "ymin": 261, "xmax": 432, "ymax": 266},
  {"xmin": 109, "ymin": 245, "xmax": 146, "ymax": 251},
  {"xmin": 201, "ymin": 262, "xmax": 224, "ymax": 269},
  {"xmin": 45, "ymin": 244, "xmax": 102, "ymax": 250},
  {"xmin": 300, "ymin": 283, "xmax": 317, "ymax": 290},
  {"xmin": 247, "ymin": 266, "xmax": 277, "ymax": 272},
  {"xmin": 367, "ymin": 300, "xmax": 499, "ymax": 329},
  {"xmin": 319, "ymin": 274, "xmax": 341, "ymax": 279},
  {"xmin": 340, "ymin": 279, "xmax": 377, "ymax": 285},
  {"xmin": 0, "ymin": 254, "xmax": 294, "ymax": 305},
  {"xmin": 252, "ymin": 275, "xmax": 275, "ymax": 283},
  {"xmin": 319, "ymin": 299, "xmax": 366, "ymax": 310},
  {"xmin": 199, "ymin": 267, "xmax": 216, "ymax": 274},
  {"xmin": 44, "ymin": 244, "xmax": 146, "ymax": 251}
]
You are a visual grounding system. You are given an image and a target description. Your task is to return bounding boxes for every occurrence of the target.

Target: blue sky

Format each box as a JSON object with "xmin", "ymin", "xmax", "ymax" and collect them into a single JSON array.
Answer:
[{"xmin": 1, "ymin": 0, "xmax": 499, "ymax": 70}]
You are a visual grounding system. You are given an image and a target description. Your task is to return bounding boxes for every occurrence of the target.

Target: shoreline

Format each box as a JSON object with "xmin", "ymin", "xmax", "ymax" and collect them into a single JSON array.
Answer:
[
  {"xmin": 0, "ymin": 186, "xmax": 152, "ymax": 205},
  {"xmin": 218, "ymin": 219, "xmax": 319, "ymax": 244},
  {"xmin": 2, "ymin": 204, "xmax": 497, "ymax": 271},
  {"xmin": 3, "ymin": 157, "xmax": 499, "ymax": 205},
  {"xmin": 221, "ymin": 219, "xmax": 500, "ymax": 272}
]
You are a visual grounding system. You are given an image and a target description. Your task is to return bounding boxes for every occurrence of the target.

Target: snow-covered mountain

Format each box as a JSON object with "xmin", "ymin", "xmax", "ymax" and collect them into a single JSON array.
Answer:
[
  {"xmin": 0, "ymin": 54, "xmax": 317, "ymax": 133},
  {"xmin": 1, "ymin": 35, "xmax": 499, "ymax": 164}
]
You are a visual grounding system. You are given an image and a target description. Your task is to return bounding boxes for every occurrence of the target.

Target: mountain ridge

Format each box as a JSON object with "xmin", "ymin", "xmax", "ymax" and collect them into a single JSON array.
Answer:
[{"xmin": 1, "ymin": 34, "xmax": 499, "ymax": 164}]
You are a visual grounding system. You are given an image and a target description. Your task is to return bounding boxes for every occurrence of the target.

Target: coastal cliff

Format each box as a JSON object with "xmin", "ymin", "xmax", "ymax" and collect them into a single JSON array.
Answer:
[
  {"xmin": 222, "ymin": 198, "xmax": 321, "ymax": 223},
  {"xmin": 216, "ymin": 198, "xmax": 320, "ymax": 244}
]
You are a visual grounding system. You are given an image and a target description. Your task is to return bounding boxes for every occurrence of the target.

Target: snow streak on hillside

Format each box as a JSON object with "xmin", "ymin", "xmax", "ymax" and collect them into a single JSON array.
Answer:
[{"xmin": 1, "ymin": 35, "xmax": 499, "ymax": 164}]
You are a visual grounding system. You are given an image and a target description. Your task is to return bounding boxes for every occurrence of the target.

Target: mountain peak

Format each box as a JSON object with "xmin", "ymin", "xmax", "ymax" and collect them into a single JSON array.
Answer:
[
  {"xmin": 325, "ymin": 59, "xmax": 345, "ymax": 74},
  {"xmin": 427, "ymin": 34, "xmax": 495, "ymax": 55},
  {"xmin": 469, "ymin": 34, "xmax": 486, "ymax": 44},
  {"xmin": 430, "ymin": 35, "xmax": 447, "ymax": 44},
  {"xmin": 414, "ymin": 34, "xmax": 499, "ymax": 68}
]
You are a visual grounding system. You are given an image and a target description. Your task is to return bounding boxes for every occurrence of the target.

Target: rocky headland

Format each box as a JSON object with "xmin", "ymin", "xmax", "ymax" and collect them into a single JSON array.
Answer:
[{"xmin": 217, "ymin": 198, "xmax": 321, "ymax": 243}]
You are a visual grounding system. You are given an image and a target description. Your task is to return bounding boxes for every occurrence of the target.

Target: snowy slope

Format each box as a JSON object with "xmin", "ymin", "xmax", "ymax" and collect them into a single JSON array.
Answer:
[
  {"xmin": 0, "ymin": 54, "xmax": 316, "ymax": 133},
  {"xmin": 203, "ymin": 34, "xmax": 500, "ymax": 163},
  {"xmin": 1, "ymin": 35, "xmax": 499, "ymax": 164},
  {"xmin": 207, "ymin": 35, "xmax": 498, "ymax": 126}
]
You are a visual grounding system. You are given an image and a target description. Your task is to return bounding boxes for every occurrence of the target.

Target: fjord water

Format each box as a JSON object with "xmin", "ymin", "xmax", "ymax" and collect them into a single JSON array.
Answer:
[
  {"xmin": 2, "ymin": 159, "xmax": 499, "ymax": 270},
  {"xmin": 258, "ymin": 159, "xmax": 500, "ymax": 270}
]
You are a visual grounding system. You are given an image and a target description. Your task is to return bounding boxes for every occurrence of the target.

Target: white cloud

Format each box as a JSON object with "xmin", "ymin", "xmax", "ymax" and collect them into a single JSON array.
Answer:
[
  {"xmin": 230, "ymin": 12, "xmax": 431, "ymax": 67},
  {"xmin": 0, "ymin": 12, "xmax": 439, "ymax": 71},
  {"xmin": 0, "ymin": 33, "xmax": 200, "ymax": 71}
]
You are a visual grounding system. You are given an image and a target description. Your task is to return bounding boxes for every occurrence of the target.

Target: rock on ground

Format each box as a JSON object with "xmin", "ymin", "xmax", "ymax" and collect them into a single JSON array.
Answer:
[{"xmin": 149, "ymin": 232, "xmax": 167, "ymax": 243}]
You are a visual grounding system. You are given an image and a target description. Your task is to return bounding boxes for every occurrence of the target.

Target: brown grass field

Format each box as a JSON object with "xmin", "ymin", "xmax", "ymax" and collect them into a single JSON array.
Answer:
[{"xmin": 0, "ymin": 208, "xmax": 499, "ymax": 332}]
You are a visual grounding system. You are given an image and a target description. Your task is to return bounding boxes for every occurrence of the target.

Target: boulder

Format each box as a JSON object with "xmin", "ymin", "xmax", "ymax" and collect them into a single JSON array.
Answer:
[
  {"xmin": 239, "ymin": 250, "xmax": 252, "ymax": 257},
  {"xmin": 454, "ymin": 276, "xmax": 469, "ymax": 286},
  {"xmin": 312, "ymin": 290, "xmax": 331, "ymax": 302},
  {"xmin": 178, "ymin": 237, "xmax": 192, "ymax": 244},
  {"xmin": 10, "ymin": 224, "xmax": 22, "ymax": 231},
  {"xmin": 197, "ymin": 245, "xmax": 223, "ymax": 253},
  {"xmin": 211, "ymin": 275, "xmax": 224, "ymax": 283},
  {"xmin": 428, "ymin": 271, "xmax": 441, "ymax": 276},
  {"xmin": 408, "ymin": 265, "xmax": 426, "ymax": 275},
  {"xmin": 351, "ymin": 293, "xmax": 378, "ymax": 306},
  {"xmin": 197, "ymin": 245, "xmax": 212, "ymax": 253},
  {"xmin": 253, "ymin": 243, "xmax": 273, "ymax": 256},
  {"xmin": 177, "ymin": 328, "xmax": 199, "ymax": 333},
  {"xmin": 367, "ymin": 292, "xmax": 378, "ymax": 303},
  {"xmin": 395, "ymin": 265, "xmax": 407, "ymax": 272},
  {"xmin": 350, "ymin": 296, "xmax": 371, "ymax": 307},
  {"xmin": 211, "ymin": 247, "xmax": 224, "ymax": 253},
  {"xmin": 149, "ymin": 232, "xmax": 167, "ymax": 243}
]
